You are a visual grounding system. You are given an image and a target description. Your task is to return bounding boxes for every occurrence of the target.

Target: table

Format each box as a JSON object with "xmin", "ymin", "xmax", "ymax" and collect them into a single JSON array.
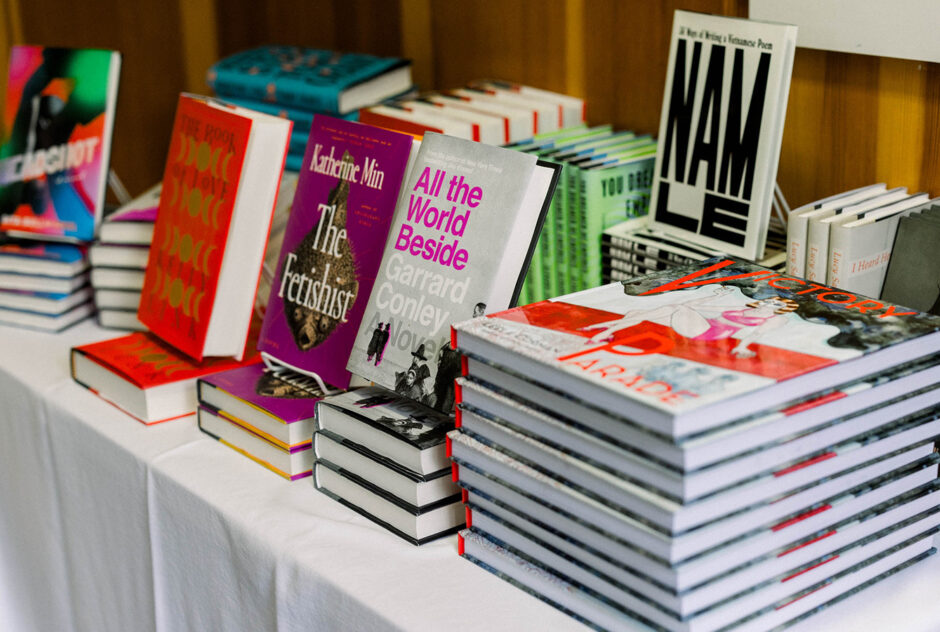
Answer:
[{"xmin": 1, "ymin": 320, "xmax": 938, "ymax": 632}]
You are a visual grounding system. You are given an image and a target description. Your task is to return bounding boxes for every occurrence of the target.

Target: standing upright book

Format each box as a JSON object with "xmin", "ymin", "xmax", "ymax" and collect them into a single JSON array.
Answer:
[
  {"xmin": 0, "ymin": 46, "xmax": 121, "ymax": 242},
  {"xmin": 649, "ymin": 11, "xmax": 797, "ymax": 260},
  {"xmin": 258, "ymin": 116, "xmax": 414, "ymax": 388},
  {"xmin": 138, "ymin": 94, "xmax": 291, "ymax": 361},
  {"xmin": 346, "ymin": 132, "xmax": 560, "ymax": 412}
]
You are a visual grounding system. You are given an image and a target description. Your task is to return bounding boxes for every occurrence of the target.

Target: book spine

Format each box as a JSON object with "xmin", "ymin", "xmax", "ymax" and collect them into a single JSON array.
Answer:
[
  {"xmin": 787, "ymin": 213, "xmax": 809, "ymax": 278},
  {"xmin": 805, "ymin": 218, "xmax": 831, "ymax": 282}
]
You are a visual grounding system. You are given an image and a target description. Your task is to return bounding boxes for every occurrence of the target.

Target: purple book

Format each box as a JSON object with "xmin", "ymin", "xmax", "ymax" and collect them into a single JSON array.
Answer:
[
  {"xmin": 258, "ymin": 115, "xmax": 413, "ymax": 388},
  {"xmin": 198, "ymin": 363, "xmax": 324, "ymax": 448}
]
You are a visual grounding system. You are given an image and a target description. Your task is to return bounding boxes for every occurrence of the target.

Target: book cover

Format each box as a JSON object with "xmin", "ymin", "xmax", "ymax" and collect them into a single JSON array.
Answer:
[
  {"xmin": 206, "ymin": 46, "xmax": 410, "ymax": 114},
  {"xmin": 200, "ymin": 362, "xmax": 322, "ymax": 423},
  {"xmin": 258, "ymin": 116, "xmax": 413, "ymax": 388},
  {"xmin": 137, "ymin": 95, "xmax": 251, "ymax": 359},
  {"xmin": 0, "ymin": 46, "xmax": 121, "ymax": 242},
  {"xmin": 345, "ymin": 132, "xmax": 555, "ymax": 412},
  {"xmin": 648, "ymin": 11, "xmax": 796, "ymax": 260},
  {"xmin": 881, "ymin": 214, "xmax": 940, "ymax": 315},
  {"xmin": 452, "ymin": 258, "xmax": 940, "ymax": 425},
  {"xmin": 318, "ymin": 386, "xmax": 452, "ymax": 451}
]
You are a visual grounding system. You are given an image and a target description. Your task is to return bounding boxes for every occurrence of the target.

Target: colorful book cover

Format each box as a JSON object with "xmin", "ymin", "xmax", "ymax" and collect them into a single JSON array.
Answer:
[
  {"xmin": 346, "ymin": 132, "xmax": 554, "ymax": 412},
  {"xmin": 72, "ymin": 330, "xmax": 261, "ymax": 391},
  {"xmin": 452, "ymin": 258, "xmax": 940, "ymax": 419},
  {"xmin": 206, "ymin": 46, "xmax": 410, "ymax": 114},
  {"xmin": 200, "ymin": 362, "xmax": 322, "ymax": 423},
  {"xmin": 137, "ymin": 95, "xmax": 251, "ymax": 360},
  {"xmin": 648, "ymin": 12, "xmax": 797, "ymax": 260},
  {"xmin": 0, "ymin": 46, "xmax": 121, "ymax": 242},
  {"xmin": 258, "ymin": 116, "xmax": 413, "ymax": 388}
]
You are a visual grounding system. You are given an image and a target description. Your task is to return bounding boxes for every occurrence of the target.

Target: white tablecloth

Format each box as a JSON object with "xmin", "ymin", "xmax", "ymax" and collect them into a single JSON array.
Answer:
[{"xmin": 1, "ymin": 320, "xmax": 938, "ymax": 632}]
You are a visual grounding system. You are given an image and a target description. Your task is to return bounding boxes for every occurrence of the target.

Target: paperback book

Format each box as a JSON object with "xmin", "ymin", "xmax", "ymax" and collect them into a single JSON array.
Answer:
[
  {"xmin": 0, "ymin": 46, "xmax": 121, "ymax": 241},
  {"xmin": 345, "ymin": 132, "xmax": 560, "ymax": 412},
  {"xmin": 648, "ymin": 11, "xmax": 797, "ymax": 260},
  {"xmin": 258, "ymin": 116, "xmax": 414, "ymax": 388}
]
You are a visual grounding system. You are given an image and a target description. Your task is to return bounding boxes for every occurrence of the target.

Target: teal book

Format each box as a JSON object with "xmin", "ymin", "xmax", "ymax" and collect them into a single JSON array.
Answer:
[
  {"xmin": 217, "ymin": 96, "xmax": 360, "ymax": 130},
  {"xmin": 207, "ymin": 46, "xmax": 412, "ymax": 115}
]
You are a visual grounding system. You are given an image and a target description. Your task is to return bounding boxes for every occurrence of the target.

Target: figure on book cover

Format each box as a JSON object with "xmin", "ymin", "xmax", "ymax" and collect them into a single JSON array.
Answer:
[
  {"xmin": 430, "ymin": 302, "xmax": 486, "ymax": 412},
  {"xmin": 583, "ymin": 286, "xmax": 797, "ymax": 358},
  {"xmin": 254, "ymin": 369, "xmax": 321, "ymax": 399},
  {"xmin": 394, "ymin": 343, "xmax": 432, "ymax": 404}
]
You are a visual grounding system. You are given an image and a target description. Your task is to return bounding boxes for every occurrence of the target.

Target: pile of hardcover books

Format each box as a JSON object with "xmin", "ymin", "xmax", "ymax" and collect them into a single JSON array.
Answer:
[
  {"xmin": 602, "ymin": 215, "xmax": 788, "ymax": 283},
  {"xmin": 449, "ymin": 258, "xmax": 940, "ymax": 631},
  {"xmin": 197, "ymin": 363, "xmax": 319, "ymax": 480},
  {"xmin": 207, "ymin": 46, "xmax": 414, "ymax": 171},
  {"xmin": 313, "ymin": 386, "xmax": 463, "ymax": 544},
  {"xmin": 787, "ymin": 184, "xmax": 935, "ymax": 299},
  {"xmin": 0, "ymin": 240, "xmax": 94, "ymax": 330},
  {"xmin": 90, "ymin": 184, "xmax": 160, "ymax": 330}
]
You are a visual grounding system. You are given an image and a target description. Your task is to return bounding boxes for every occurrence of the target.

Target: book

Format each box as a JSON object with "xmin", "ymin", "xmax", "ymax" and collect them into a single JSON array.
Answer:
[
  {"xmin": 197, "ymin": 404, "xmax": 314, "ymax": 481},
  {"xmin": 0, "ymin": 46, "xmax": 121, "ymax": 242},
  {"xmin": 0, "ymin": 285, "xmax": 92, "ymax": 313},
  {"xmin": 315, "ymin": 385, "xmax": 454, "ymax": 475},
  {"xmin": 425, "ymin": 93, "xmax": 530, "ymax": 143},
  {"xmin": 89, "ymin": 243, "xmax": 150, "ymax": 268},
  {"xmin": 94, "ymin": 288, "xmax": 140, "ymax": 310},
  {"xmin": 138, "ymin": 94, "xmax": 291, "ymax": 361},
  {"xmin": 786, "ymin": 184, "xmax": 887, "ymax": 278},
  {"xmin": 314, "ymin": 460, "xmax": 464, "ymax": 545},
  {"xmin": 0, "ymin": 240, "xmax": 88, "ymax": 276},
  {"xmin": 345, "ymin": 132, "xmax": 561, "ymax": 412},
  {"xmin": 471, "ymin": 80, "xmax": 586, "ymax": 129},
  {"xmin": 648, "ymin": 11, "xmax": 797, "ymax": 260},
  {"xmin": 70, "ymin": 330, "xmax": 262, "ymax": 424},
  {"xmin": 90, "ymin": 267, "xmax": 144, "ymax": 290},
  {"xmin": 0, "ymin": 269, "xmax": 88, "ymax": 293},
  {"xmin": 450, "ymin": 258, "xmax": 940, "ymax": 438},
  {"xmin": 358, "ymin": 103, "xmax": 475, "ymax": 140},
  {"xmin": 258, "ymin": 116, "xmax": 414, "ymax": 389},
  {"xmin": 0, "ymin": 299, "xmax": 93, "ymax": 331},
  {"xmin": 400, "ymin": 100, "xmax": 505, "ymax": 145},
  {"xmin": 314, "ymin": 429, "xmax": 458, "ymax": 507},
  {"xmin": 97, "ymin": 308, "xmax": 145, "ymax": 331},
  {"xmin": 206, "ymin": 46, "xmax": 412, "ymax": 115},
  {"xmin": 197, "ymin": 362, "xmax": 321, "ymax": 448},
  {"xmin": 881, "ymin": 213, "xmax": 940, "ymax": 315},
  {"xmin": 98, "ymin": 183, "xmax": 161, "ymax": 245}
]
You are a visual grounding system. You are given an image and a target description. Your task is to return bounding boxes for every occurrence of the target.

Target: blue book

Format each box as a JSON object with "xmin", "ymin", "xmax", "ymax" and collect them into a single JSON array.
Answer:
[
  {"xmin": 216, "ymin": 97, "xmax": 360, "ymax": 130},
  {"xmin": 207, "ymin": 46, "xmax": 411, "ymax": 114}
]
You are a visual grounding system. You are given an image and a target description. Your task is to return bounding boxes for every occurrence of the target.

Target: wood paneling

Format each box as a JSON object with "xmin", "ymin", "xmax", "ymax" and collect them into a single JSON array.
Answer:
[{"xmin": 0, "ymin": 0, "xmax": 936, "ymax": 208}]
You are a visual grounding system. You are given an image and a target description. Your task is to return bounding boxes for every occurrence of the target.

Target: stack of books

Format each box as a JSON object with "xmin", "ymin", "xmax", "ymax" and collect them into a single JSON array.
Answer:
[
  {"xmin": 207, "ymin": 46, "xmax": 414, "ymax": 171},
  {"xmin": 313, "ymin": 386, "xmax": 463, "ymax": 544},
  {"xmin": 0, "ymin": 46, "xmax": 122, "ymax": 330},
  {"xmin": 198, "ymin": 364, "xmax": 320, "ymax": 480},
  {"xmin": 449, "ymin": 258, "xmax": 940, "ymax": 631},
  {"xmin": 90, "ymin": 184, "xmax": 161, "ymax": 330},
  {"xmin": 787, "ymin": 184, "xmax": 935, "ymax": 299},
  {"xmin": 0, "ymin": 240, "xmax": 93, "ymax": 330},
  {"xmin": 602, "ymin": 215, "xmax": 787, "ymax": 283},
  {"xmin": 507, "ymin": 125, "xmax": 657, "ymax": 303}
]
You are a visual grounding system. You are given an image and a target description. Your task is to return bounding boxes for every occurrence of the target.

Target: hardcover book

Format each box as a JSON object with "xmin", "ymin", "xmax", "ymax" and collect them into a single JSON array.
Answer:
[
  {"xmin": 0, "ymin": 240, "xmax": 87, "ymax": 276},
  {"xmin": 138, "ymin": 94, "xmax": 291, "ymax": 361},
  {"xmin": 198, "ymin": 362, "xmax": 322, "ymax": 447},
  {"xmin": 450, "ymin": 258, "xmax": 940, "ymax": 438},
  {"xmin": 98, "ymin": 183, "xmax": 161, "ymax": 245},
  {"xmin": 206, "ymin": 46, "xmax": 412, "ymax": 115},
  {"xmin": 648, "ymin": 11, "xmax": 797, "ymax": 260},
  {"xmin": 345, "ymin": 132, "xmax": 561, "ymax": 412},
  {"xmin": 0, "ymin": 46, "xmax": 121, "ymax": 242},
  {"xmin": 258, "ymin": 116, "xmax": 413, "ymax": 388},
  {"xmin": 70, "ymin": 330, "xmax": 262, "ymax": 424}
]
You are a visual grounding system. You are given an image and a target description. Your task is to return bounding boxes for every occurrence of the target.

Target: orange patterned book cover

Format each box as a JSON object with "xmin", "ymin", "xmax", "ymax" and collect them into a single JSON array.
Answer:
[{"xmin": 138, "ymin": 95, "xmax": 252, "ymax": 359}]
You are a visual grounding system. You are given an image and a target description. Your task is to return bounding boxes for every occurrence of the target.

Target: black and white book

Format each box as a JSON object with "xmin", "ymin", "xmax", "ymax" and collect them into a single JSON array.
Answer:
[
  {"xmin": 314, "ymin": 460, "xmax": 464, "ymax": 545},
  {"xmin": 315, "ymin": 386, "xmax": 454, "ymax": 475},
  {"xmin": 648, "ymin": 11, "xmax": 797, "ymax": 260}
]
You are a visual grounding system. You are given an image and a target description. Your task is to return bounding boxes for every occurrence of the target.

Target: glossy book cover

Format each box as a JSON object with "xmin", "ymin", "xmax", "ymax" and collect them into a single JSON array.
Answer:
[
  {"xmin": 0, "ymin": 46, "xmax": 120, "ymax": 241},
  {"xmin": 200, "ymin": 363, "xmax": 323, "ymax": 422},
  {"xmin": 138, "ymin": 95, "xmax": 251, "ymax": 360},
  {"xmin": 453, "ymin": 258, "xmax": 940, "ymax": 417},
  {"xmin": 259, "ymin": 116, "xmax": 412, "ymax": 388}
]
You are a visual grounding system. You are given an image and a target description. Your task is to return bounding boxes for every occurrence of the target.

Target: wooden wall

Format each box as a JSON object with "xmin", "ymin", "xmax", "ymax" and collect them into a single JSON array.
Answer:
[{"xmin": 0, "ymin": 0, "xmax": 936, "ymax": 208}]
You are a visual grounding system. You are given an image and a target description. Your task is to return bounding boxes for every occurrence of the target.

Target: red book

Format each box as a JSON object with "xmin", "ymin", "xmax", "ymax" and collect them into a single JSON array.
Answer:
[
  {"xmin": 70, "ymin": 330, "xmax": 262, "ymax": 425},
  {"xmin": 138, "ymin": 94, "xmax": 291, "ymax": 361}
]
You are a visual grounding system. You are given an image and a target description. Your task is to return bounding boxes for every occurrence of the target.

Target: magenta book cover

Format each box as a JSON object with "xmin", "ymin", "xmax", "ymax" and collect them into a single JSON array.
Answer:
[
  {"xmin": 200, "ymin": 363, "xmax": 322, "ymax": 422},
  {"xmin": 258, "ymin": 115, "xmax": 413, "ymax": 388}
]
